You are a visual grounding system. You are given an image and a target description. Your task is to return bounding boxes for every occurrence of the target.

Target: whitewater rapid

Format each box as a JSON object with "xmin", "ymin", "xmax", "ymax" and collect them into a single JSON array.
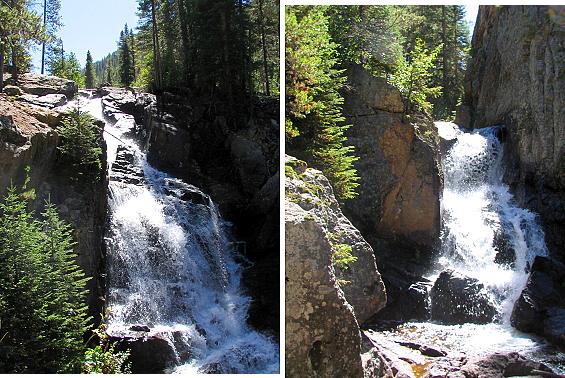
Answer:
[{"xmin": 69, "ymin": 94, "xmax": 279, "ymax": 374}]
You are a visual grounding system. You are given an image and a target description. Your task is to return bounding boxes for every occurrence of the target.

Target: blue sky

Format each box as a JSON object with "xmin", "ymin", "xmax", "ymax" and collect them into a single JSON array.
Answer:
[
  {"xmin": 31, "ymin": 2, "xmax": 480, "ymax": 73},
  {"xmin": 31, "ymin": 0, "xmax": 139, "ymax": 72}
]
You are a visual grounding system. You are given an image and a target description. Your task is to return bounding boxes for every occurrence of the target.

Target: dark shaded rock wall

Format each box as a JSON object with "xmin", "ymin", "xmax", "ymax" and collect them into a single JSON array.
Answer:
[{"xmin": 460, "ymin": 5, "xmax": 565, "ymax": 258}]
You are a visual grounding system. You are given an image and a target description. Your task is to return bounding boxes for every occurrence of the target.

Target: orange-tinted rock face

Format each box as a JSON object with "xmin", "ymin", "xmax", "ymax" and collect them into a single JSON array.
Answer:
[
  {"xmin": 378, "ymin": 120, "xmax": 440, "ymax": 247},
  {"xmin": 341, "ymin": 64, "xmax": 442, "ymax": 258}
]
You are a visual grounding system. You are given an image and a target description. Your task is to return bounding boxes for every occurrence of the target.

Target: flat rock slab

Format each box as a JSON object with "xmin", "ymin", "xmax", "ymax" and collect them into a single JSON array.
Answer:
[{"xmin": 19, "ymin": 93, "xmax": 67, "ymax": 109}]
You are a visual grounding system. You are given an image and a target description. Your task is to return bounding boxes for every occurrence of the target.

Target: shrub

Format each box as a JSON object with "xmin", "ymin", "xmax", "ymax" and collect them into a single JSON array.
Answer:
[
  {"xmin": 83, "ymin": 310, "xmax": 131, "ymax": 374},
  {"xmin": 57, "ymin": 108, "xmax": 102, "ymax": 182}
]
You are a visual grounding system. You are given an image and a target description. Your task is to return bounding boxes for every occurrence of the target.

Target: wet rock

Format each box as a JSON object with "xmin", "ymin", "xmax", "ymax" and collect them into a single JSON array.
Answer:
[
  {"xmin": 129, "ymin": 325, "xmax": 150, "ymax": 332},
  {"xmin": 373, "ymin": 270, "xmax": 432, "ymax": 322},
  {"xmin": 460, "ymin": 352, "xmax": 554, "ymax": 378},
  {"xmin": 395, "ymin": 340, "xmax": 447, "ymax": 358},
  {"xmin": 462, "ymin": 6, "xmax": 565, "ymax": 260},
  {"xmin": 19, "ymin": 93, "xmax": 67, "ymax": 108},
  {"xmin": 110, "ymin": 145, "xmax": 144, "ymax": 185},
  {"xmin": 430, "ymin": 270, "xmax": 497, "ymax": 324},
  {"xmin": 492, "ymin": 229, "xmax": 516, "ymax": 268},
  {"xmin": 511, "ymin": 256, "xmax": 565, "ymax": 347},
  {"xmin": 111, "ymin": 334, "xmax": 178, "ymax": 373},
  {"xmin": 3, "ymin": 85, "xmax": 22, "ymax": 96}
]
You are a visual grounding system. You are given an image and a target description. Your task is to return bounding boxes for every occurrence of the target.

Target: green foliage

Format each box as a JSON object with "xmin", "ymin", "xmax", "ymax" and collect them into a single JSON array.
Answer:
[
  {"xmin": 0, "ymin": 179, "xmax": 91, "ymax": 373},
  {"xmin": 83, "ymin": 311, "xmax": 131, "ymax": 374},
  {"xmin": 390, "ymin": 38, "xmax": 442, "ymax": 115},
  {"xmin": 57, "ymin": 108, "xmax": 102, "ymax": 181},
  {"xmin": 392, "ymin": 5, "xmax": 470, "ymax": 119},
  {"xmin": 285, "ymin": 6, "xmax": 360, "ymax": 200},
  {"xmin": 326, "ymin": 5, "xmax": 404, "ymax": 75},
  {"xmin": 84, "ymin": 50, "xmax": 95, "ymax": 89},
  {"xmin": 46, "ymin": 39, "xmax": 85, "ymax": 87}
]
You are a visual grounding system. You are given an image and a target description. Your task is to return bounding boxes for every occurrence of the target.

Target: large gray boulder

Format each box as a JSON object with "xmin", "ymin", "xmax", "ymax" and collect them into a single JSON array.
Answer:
[
  {"xmin": 16, "ymin": 73, "xmax": 77, "ymax": 99},
  {"xmin": 285, "ymin": 156, "xmax": 387, "ymax": 377},
  {"xmin": 285, "ymin": 201, "xmax": 364, "ymax": 377},
  {"xmin": 460, "ymin": 5, "xmax": 565, "ymax": 259},
  {"xmin": 286, "ymin": 155, "xmax": 386, "ymax": 322}
]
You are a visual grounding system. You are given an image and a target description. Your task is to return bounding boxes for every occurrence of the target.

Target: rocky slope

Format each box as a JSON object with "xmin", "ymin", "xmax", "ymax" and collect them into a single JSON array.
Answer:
[
  {"xmin": 0, "ymin": 75, "xmax": 107, "ymax": 320},
  {"xmin": 285, "ymin": 155, "xmax": 386, "ymax": 376},
  {"xmin": 459, "ymin": 5, "xmax": 565, "ymax": 260}
]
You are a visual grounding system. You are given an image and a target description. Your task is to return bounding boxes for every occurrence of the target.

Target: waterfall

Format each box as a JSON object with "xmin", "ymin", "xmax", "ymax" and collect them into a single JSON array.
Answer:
[
  {"xmin": 436, "ymin": 121, "xmax": 548, "ymax": 322},
  {"xmin": 73, "ymin": 94, "xmax": 279, "ymax": 374}
]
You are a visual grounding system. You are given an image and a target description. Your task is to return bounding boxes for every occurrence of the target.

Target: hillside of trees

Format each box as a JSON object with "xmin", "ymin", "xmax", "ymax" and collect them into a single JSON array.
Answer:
[{"xmin": 285, "ymin": 5, "xmax": 470, "ymax": 199}]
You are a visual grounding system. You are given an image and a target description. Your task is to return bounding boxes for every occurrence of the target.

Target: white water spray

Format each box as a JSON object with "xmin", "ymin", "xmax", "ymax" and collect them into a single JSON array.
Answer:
[
  {"xmin": 66, "ymin": 94, "xmax": 279, "ymax": 374},
  {"xmin": 436, "ymin": 121, "xmax": 548, "ymax": 322}
]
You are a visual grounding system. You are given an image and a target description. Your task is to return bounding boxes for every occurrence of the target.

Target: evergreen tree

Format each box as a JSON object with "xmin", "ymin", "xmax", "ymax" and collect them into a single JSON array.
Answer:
[
  {"xmin": 286, "ymin": 6, "xmax": 359, "ymax": 200},
  {"xmin": 84, "ymin": 50, "xmax": 95, "ymax": 89},
  {"xmin": 0, "ymin": 179, "xmax": 91, "ymax": 373},
  {"xmin": 0, "ymin": 0, "xmax": 46, "ymax": 89},
  {"xmin": 47, "ymin": 43, "xmax": 84, "ymax": 87},
  {"xmin": 118, "ymin": 25, "xmax": 134, "ymax": 87}
]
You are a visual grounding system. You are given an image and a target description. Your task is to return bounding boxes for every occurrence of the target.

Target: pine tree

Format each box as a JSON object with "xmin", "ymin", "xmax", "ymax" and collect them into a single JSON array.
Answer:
[
  {"xmin": 84, "ymin": 50, "xmax": 95, "ymax": 88},
  {"xmin": 0, "ymin": 179, "xmax": 92, "ymax": 372},
  {"xmin": 286, "ymin": 6, "xmax": 360, "ymax": 200},
  {"xmin": 118, "ymin": 25, "xmax": 134, "ymax": 87}
]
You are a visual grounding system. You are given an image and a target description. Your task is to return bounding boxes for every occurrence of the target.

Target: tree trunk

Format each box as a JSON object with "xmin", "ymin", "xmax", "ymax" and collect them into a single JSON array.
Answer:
[
  {"xmin": 0, "ymin": 40, "xmax": 4, "ymax": 90},
  {"xmin": 177, "ymin": 0, "xmax": 190, "ymax": 84},
  {"xmin": 150, "ymin": 0, "xmax": 162, "ymax": 91},
  {"xmin": 441, "ymin": 6, "xmax": 449, "ymax": 112},
  {"xmin": 41, "ymin": 0, "xmax": 47, "ymax": 75},
  {"xmin": 258, "ymin": 0, "xmax": 270, "ymax": 95},
  {"xmin": 10, "ymin": 0, "xmax": 18, "ymax": 84}
]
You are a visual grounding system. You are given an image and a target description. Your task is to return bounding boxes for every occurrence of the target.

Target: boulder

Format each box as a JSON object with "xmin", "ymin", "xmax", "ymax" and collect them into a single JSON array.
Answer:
[
  {"xmin": 462, "ymin": 5, "xmax": 565, "ymax": 260},
  {"xmin": 16, "ymin": 73, "xmax": 77, "ymax": 98},
  {"xmin": 511, "ymin": 255, "xmax": 565, "ymax": 346},
  {"xmin": 286, "ymin": 155, "xmax": 386, "ymax": 323},
  {"xmin": 285, "ymin": 200, "xmax": 364, "ymax": 378},
  {"xmin": 341, "ymin": 64, "xmax": 442, "ymax": 263},
  {"xmin": 430, "ymin": 270, "xmax": 497, "ymax": 324},
  {"xmin": 2, "ymin": 85, "xmax": 22, "ymax": 96},
  {"xmin": 460, "ymin": 352, "xmax": 554, "ymax": 378},
  {"xmin": 110, "ymin": 333, "xmax": 178, "ymax": 373},
  {"xmin": 19, "ymin": 93, "xmax": 67, "ymax": 108}
]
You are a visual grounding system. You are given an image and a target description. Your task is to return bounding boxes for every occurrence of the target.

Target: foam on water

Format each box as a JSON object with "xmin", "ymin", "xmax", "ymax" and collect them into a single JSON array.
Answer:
[
  {"xmin": 438, "ymin": 122, "xmax": 548, "ymax": 322},
  {"xmin": 70, "ymin": 94, "xmax": 279, "ymax": 373}
]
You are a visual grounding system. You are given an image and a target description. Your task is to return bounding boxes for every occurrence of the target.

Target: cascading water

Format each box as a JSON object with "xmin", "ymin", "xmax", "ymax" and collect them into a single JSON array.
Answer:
[
  {"xmin": 65, "ymin": 93, "xmax": 279, "ymax": 374},
  {"xmin": 436, "ymin": 121, "xmax": 548, "ymax": 321},
  {"xmin": 376, "ymin": 122, "xmax": 563, "ymax": 372}
]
